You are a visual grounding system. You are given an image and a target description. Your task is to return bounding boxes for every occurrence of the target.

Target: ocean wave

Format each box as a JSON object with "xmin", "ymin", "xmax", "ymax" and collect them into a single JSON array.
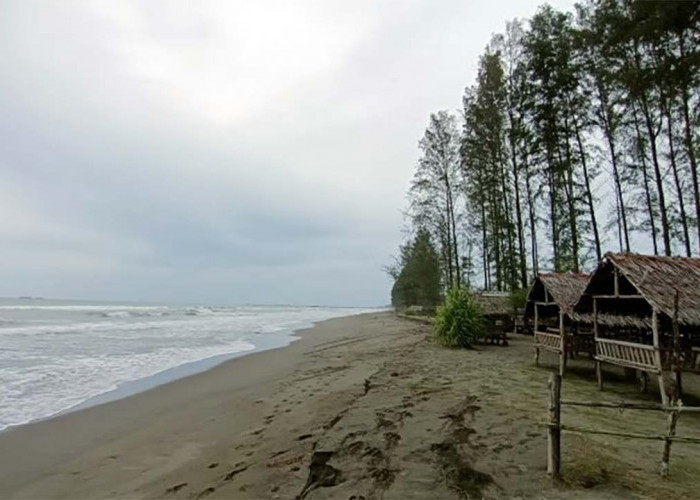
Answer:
[
  {"xmin": 100, "ymin": 310, "xmax": 169, "ymax": 319},
  {"xmin": 185, "ymin": 307, "xmax": 216, "ymax": 316},
  {"xmin": 0, "ymin": 339, "xmax": 256, "ymax": 431}
]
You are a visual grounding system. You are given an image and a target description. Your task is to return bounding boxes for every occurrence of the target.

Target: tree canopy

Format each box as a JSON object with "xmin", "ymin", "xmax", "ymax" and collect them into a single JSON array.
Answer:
[{"xmin": 391, "ymin": 0, "xmax": 700, "ymax": 300}]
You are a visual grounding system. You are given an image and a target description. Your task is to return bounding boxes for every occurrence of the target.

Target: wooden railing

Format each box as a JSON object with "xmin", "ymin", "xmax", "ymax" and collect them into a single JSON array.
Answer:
[
  {"xmin": 535, "ymin": 331, "xmax": 561, "ymax": 352},
  {"xmin": 596, "ymin": 338, "xmax": 657, "ymax": 371}
]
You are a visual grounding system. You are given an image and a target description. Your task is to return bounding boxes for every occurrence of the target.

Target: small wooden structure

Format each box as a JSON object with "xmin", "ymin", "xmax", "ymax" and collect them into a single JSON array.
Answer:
[
  {"xmin": 473, "ymin": 292, "xmax": 513, "ymax": 346},
  {"xmin": 525, "ymin": 273, "xmax": 593, "ymax": 375},
  {"xmin": 574, "ymin": 252, "xmax": 700, "ymax": 404}
]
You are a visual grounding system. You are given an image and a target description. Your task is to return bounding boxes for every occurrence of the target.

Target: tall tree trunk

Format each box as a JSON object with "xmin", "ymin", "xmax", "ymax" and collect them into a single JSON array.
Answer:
[
  {"xmin": 524, "ymin": 154, "xmax": 539, "ymax": 275},
  {"xmin": 481, "ymin": 203, "xmax": 489, "ymax": 289},
  {"xmin": 499, "ymin": 152, "xmax": 516, "ymax": 290},
  {"xmin": 633, "ymin": 108, "xmax": 659, "ymax": 255},
  {"xmin": 508, "ymin": 115, "xmax": 528, "ymax": 288},
  {"xmin": 446, "ymin": 184, "xmax": 461, "ymax": 287},
  {"xmin": 680, "ymin": 34, "xmax": 700, "ymax": 253},
  {"xmin": 557, "ymin": 123, "xmax": 579, "ymax": 273},
  {"xmin": 573, "ymin": 115, "xmax": 602, "ymax": 261},
  {"xmin": 639, "ymin": 95, "xmax": 672, "ymax": 256},
  {"xmin": 547, "ymin": 153, "xmax": 559, "ymax": 271},
  {"xmin": 664, "ymin": 105, "xmax": 691, "ymax": 256},
  {"xmin": 597, "ymin": 78, "xmax": 630, "ymax": 251}
]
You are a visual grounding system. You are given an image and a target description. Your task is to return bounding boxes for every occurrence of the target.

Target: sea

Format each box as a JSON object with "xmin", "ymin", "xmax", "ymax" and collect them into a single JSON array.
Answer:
[{"xmin": 0, "ymin": 298, "xmax": 379, "ymax": 431}]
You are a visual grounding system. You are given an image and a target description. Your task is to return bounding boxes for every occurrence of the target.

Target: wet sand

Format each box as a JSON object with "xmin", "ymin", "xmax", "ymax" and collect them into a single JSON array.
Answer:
[{"xmin": 1, "ymin": 312, "xmax": 699, "ymax": 499}]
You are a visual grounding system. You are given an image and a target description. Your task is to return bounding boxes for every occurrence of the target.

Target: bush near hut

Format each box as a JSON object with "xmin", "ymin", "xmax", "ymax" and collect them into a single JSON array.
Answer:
[
  {"xmin": 509, "ymin": 288, "xmax": 528, "ymax": 311},
  {"xmin": 435, "ymin": 287, "xmax": 484, "ymax": 348}
]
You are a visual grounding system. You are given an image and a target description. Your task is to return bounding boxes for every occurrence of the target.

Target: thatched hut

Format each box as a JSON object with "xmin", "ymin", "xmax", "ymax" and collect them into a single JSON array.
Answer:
[
  {"xmin": 574, "ymin": 252, "xmax": 700, "ymax": 404},
  {"xmin": 524, "ymin": 273, "xmax": 592, "ymax": 375},
  {"xmin": 472, "ymin": 292, "xmax": 514, "ymax": 345}
]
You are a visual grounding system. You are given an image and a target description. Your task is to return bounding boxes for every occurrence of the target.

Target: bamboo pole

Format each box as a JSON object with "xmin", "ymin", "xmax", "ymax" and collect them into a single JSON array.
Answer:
[
  {"xmin": 560, "ymin": 399, "xmax": 700, "ymax": 412},
  {"xmin": 672, "ymin": 290, "xmax": 682, "ymax": 400},
  {"xmin": 661, "ymin": 406, "xmax": 680, "ymax": 477},
  {"xmin": 561, "ymin": 400, "xmax": 666, "ymax": 411},
  {"xmin": 559, "ymin": 310, "xmax": 566, "ymax": 377},
  {"xmin": 652, "ymin": 309, "xmax": 668, "ymax": 406},
  {"xmin": 537, "ymin": 423, "xmax": 700, "ymax": 445},
  {"xmin": 547, "ymin": 373, "xmax": 561, "ymax": 479}
]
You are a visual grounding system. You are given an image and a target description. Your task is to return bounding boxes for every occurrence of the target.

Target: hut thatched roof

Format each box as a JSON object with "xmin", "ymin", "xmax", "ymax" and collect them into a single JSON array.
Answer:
[
  {"xmin": 524, "ymin": 273, "xmax": 589, "ymax": 318},
  {"xmin": 577, "ymin": 252, "xmax": 700, "ymax": 326},
  {"xmin": 538, "ymin": 273, "xmax": 590, "ymax": 314},
  {"xmin": 472, "ymin": 292, "xmax": 513, "ymax": 316}
]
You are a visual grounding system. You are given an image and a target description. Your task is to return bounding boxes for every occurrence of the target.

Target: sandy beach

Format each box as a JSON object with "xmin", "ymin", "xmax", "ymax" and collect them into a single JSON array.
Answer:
[{"xmin": 1, "ymin": 312, "xmax": 699, "ymax": 499}]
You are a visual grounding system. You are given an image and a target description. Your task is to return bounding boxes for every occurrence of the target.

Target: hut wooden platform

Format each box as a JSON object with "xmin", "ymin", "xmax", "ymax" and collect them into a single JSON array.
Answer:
[
  {"xmin": 472, "ymin": 292, "xmax": 513, "ymax": 346},
  {"xmin": 525, "ymin": 273, "xmax": 592, "ymax": 375},
  {"xmin": 574, "ymin": 252, "xmax": 700, "ymax": 404}
]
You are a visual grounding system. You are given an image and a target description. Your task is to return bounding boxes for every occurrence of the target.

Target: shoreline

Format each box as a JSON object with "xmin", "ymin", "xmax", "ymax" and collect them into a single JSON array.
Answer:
[
  {"xmin": 2, "ymin": 309, "xmax": 380, "ymax": 434},
  {"xmin": 2, "ymin": 311, "xmax": 698, "ymax": 499},
  {"xmin": 0, "ymin": 312, "xmax": 390, "ymax": 498}
]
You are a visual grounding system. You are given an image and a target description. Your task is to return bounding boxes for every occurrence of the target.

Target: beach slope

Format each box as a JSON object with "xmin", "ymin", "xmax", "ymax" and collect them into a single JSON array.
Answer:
[{"xmin": 1, "ymin": 312, "xmax": 699, "ymax": 499}]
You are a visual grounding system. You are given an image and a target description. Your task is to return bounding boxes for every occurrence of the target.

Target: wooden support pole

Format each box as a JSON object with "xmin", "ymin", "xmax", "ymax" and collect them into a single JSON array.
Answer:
[
  {"xmin": 671, "ymin": 290, "xmax": 682, "ymax": 400},
  {"xmin": 652, "ymin": 309, "xmax": 668, "ymax": 406},
  {"xmin": 614, "ymin": 268, "xmax": 619, "ymax": 297},
  {"xmin": 534, "ymin": 303, "xmax": 540, "ymax": 367},
  {"xmin": 559, "ymin": 310, "xmax": 566, "ymax": 377},
  {"xmin": 593, "ymin": 298, "xmax": 602, "ymax": 391},
  {"xmin": 661, "ymin": 405, "xmax": 680, "ymax": 477},
  {"xmin": 639, "ymin": 371, "xmax": 649, "ymax": 394},
  {"xmin": 547, "ymin": 373, "xmax": 561, "ymax": 480}
]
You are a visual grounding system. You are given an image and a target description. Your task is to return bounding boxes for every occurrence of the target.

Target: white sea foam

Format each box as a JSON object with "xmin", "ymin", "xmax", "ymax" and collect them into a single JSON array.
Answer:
[{"xmin": 0, "ymin": 300, "xmax": 379, "ymax": 430}]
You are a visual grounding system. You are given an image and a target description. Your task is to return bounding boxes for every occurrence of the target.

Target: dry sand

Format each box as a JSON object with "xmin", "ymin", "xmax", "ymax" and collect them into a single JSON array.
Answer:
[{"xmin": 1, "ymin": 312, "xmax": 699, "ymax": 499}]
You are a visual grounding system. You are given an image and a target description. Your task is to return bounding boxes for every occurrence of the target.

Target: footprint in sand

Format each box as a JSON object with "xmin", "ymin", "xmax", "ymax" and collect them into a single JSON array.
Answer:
[
  {"xmin": 207, "ymin": 462, "xmax": 219, "ymax": 469},
  {"xmin": 165, "ymin": 482, "xmax": 188, "ymax": 494},
  {"xmin": 195, "ymin": 487, "xmax": 215, "ymax": 499},
  {"xmin": 223, "ymin": 465, "xmax": 248, "ymax": 481}
]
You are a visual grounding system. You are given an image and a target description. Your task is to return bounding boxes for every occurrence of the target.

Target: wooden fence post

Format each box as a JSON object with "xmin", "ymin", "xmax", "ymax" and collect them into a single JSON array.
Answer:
[
  {"xmin": 547, "ymin": 373, "xmax": 561, "ymax": 479},
  {"xmin": 661, "ymin": 402, "xmax": 680, "ymax": 477}
]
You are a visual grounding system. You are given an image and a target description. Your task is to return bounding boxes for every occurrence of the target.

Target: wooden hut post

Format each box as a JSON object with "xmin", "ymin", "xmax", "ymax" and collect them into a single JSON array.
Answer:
[
  {"xmin": 672, "ymin": 290, "xmax": 682, "ymax": 399},
  {"xmin": 593, "ymin": 297, "xmax": 603, "ymax": 390},
  {"xmin": 547, "ymin": 373, "xmax": 561, "ymax": 480},
  {"xmin": 559, "ymin": 310, "xmax": 566, "ymax": 376},
  {"xmin": 534, "ymin": 303, "xmax": 540, "ymax": 367},
  {"xmin": 652, "ymin": 309, "xmax": 669, "ymax": 406}
]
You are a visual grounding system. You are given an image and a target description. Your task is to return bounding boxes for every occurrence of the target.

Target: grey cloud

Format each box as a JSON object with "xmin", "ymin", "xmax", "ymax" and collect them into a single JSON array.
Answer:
[{"xmin": 0, "ymin": 0, "xmax": 576, "ymax": 306}]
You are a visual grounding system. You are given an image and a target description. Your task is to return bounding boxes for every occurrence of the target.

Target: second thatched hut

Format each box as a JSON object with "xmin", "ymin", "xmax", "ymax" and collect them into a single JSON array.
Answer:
[{"xmin": 524, "ymin": 272, "xmax": 593, "ymax": 375}]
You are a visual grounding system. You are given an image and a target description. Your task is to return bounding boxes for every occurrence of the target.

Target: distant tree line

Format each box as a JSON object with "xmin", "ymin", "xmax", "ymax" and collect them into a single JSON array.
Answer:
[{"xmin": 393, "ymin": 0, "xmax": 700, "ymax": 302}]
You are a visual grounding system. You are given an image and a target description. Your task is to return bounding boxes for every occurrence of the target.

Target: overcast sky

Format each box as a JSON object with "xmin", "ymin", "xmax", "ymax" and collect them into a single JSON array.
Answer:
[{"xmin": 0, "ymin": 0, "xmax": 576, "ymax": 306}]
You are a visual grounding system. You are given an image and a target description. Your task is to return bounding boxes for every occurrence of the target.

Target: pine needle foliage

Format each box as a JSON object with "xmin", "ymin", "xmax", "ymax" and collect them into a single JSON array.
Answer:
[{"xmin": 434, "ymin": 287, "xmax": 484, "ymax": 348}]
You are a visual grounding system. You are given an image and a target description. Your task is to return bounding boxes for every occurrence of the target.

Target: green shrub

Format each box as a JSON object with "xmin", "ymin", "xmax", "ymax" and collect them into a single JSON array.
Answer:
[
  {"xmin": 509, "ymin": 288, "xmax": 528, "ymax": 311},
  {"xmin": 434, "ymin": 287, "xmax": 484, "ymax": 348}
]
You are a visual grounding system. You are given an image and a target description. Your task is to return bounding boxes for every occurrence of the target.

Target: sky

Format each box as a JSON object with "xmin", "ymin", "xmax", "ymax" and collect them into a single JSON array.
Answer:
[{"xmin": 0, "ymin": 0, "xmax": 576, "ymax": 307}]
